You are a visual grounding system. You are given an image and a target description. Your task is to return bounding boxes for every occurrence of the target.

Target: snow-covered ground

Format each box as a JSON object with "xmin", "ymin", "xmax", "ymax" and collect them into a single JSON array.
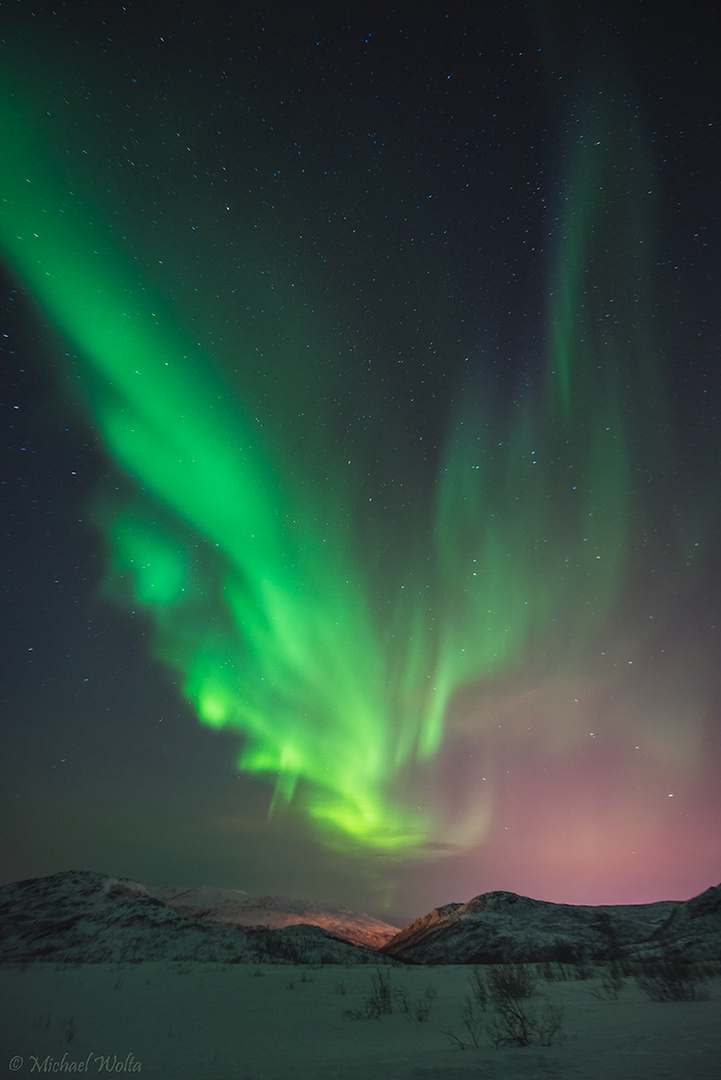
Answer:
[{"xmin": 1, "ymin": 962, "xmax": 718, "ymax": 1079}]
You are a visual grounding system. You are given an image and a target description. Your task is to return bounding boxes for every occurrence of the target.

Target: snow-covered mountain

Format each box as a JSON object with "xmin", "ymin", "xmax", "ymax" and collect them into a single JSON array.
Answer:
[
  {"xmin": 382, "ymin": 885, "xmax": 721, "ymax": 964},
  {"xmin": 3, "ymin": 871, "xmax": 719, "ymax": 967},
  {"xmin": 629, "ymin": 883, "xmax": 721, "ymax": 962},
  {"xmin": 149, "ymin": 885, "xmax": 399, "ymax": 949},
  {"xmin": 0, "ymin": 871, "xmax": 392, "ymax": 965}
]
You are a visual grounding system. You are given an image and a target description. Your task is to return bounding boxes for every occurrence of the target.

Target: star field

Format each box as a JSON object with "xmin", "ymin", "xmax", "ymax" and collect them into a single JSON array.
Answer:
[{"xmin": 1, "ymin": 0, "xmax": 720, "ymax": 922}]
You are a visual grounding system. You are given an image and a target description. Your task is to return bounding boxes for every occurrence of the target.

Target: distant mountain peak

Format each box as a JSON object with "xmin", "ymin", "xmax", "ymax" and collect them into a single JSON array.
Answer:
[
  {"xmin": 0, "ymin": 870, "xmax": 398, "ymax": 962},
  {"xmin": 384, "ymin": 885, "xmax": 721, "ymax": 964},
  {"xmin": 3, "ymin": 871, "xmax": 718, "ymax": 967}
]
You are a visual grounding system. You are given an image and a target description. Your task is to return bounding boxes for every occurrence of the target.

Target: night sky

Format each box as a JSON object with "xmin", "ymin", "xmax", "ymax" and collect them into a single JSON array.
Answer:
[{"xmin": 2, "ymin": 0, "xmax": 720, "ymax": 925}]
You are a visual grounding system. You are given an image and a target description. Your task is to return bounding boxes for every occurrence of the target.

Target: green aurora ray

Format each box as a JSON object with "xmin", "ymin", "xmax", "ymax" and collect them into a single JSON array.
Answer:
[{"xmin": 0, "ymin": 83, "xmax": 662, "ymax": 855}]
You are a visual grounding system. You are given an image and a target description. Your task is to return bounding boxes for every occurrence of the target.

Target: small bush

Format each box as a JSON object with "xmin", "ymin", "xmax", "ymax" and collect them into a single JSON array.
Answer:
[
  {"xmin": 370, "ymin": 968, "xmax": 393, "ymax": 1014},
  {"xmin": 468, "ymin": 966, "xmax": 488, "ymax": 1010},
  {"xmin": 591, "ymin": 961, "xmax": 626, "ymax": 1000},
  {"xmin": 443, "ymin": 997, "xmax": 484, "ymax": 1049},
  {"xmin": 488, "ymin": 998, "xmax": 564, "ymax": 1048},
  {"xmin": 344, "ymin": 968, "xmax": 394, "ymax": 1020},
  {"xmin": 488, "ymin": 963, "xmax": 537, "ymax": 1002},
  {"xmin": 344, "ymin": 969, "xmax": 438, "ymax": 1023},
  {"xmin": 397, "ymin": 984, "xmax": 437, "ymax": 1023},
  {"xmin": 635, "ymin": 958, "xmax": 706, "ymax": 1002},
  {"xmin": 445, "ymin": 964, "xmax": 564, "ymax": 1050}
]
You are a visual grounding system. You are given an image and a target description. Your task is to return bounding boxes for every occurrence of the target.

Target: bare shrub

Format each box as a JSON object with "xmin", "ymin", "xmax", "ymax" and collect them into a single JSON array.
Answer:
[
  {"xmin": 409, "ymin": 985, "xmax": 437, "ymax": 1022},
  {"xmin": 635, "ymin": 957, "xmax": 707, "ymax": 1002},
  {"xmin": 537, "ymin": 1004, "xmax": 566, "ymax": 1046},
  {"xmin": 343, "ymin": 968, "xmax": 394, "ymax": 1020},
  {"xmin": 488, "ymin": 963, "xmax": 537, "ymax": 1002},
  {"xmin": 488, "ymin": 998, "xmax": 564, "ymax": 1048},
  {"xmin": 487, "ymin": 997, "xmax": 535, "ymax": 1048},
  {"xmin": 443, "ymin": 997, "xmax": 484, "ymax": 1049},
  {"xmin": 442, "ymin": 966, "xmax": 489, "ymax": 1047},
  {"xmin": 468, "ymin": 966, "xmax": 488, "ymax": 1009},
  {"xmin": 445, "ymin": 963, "xmax": 564, "ymax": 1050},
  {"xmin": 591, "ymin": 961, "xmax": 626, "ymax": 1000},
  {"xmin": 370, "ymin": 968, "xmax": 393, "ymax": 1014}
]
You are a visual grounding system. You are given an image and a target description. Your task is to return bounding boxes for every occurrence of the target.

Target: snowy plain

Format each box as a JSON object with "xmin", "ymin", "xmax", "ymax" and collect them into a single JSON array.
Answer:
[{"xmin": 1, "ymin": 961, "xmax": 719, "ymax": 1080}]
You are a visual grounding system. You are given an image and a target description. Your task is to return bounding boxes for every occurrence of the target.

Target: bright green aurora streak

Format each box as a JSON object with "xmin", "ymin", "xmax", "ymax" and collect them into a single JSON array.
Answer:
[{"xmin": 0, "ymin": 89, "xmax": 653, "ymax": 855}]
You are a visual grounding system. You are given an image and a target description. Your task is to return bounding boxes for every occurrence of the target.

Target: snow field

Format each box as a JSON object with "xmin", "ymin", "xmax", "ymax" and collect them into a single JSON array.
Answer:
[{"xmin": 1, "ymin": 962, "xmax": 719, "ymax": 1079}]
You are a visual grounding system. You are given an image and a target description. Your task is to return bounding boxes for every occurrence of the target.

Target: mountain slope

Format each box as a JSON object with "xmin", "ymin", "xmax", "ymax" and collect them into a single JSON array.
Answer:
[
  {"xmin": 383, "ymin": 887, "xmax": 721, "ymax": 964},
  {"xmin": 0, "ymin": 871, "xmax": 386, "ymax": 964},
  {"xmin": 149, "ymin": 885, "xmax": 399, "ymax": 949},
  {"xmin": 3, "ymin": 871, "xmax": 719, "ymax": 967}
]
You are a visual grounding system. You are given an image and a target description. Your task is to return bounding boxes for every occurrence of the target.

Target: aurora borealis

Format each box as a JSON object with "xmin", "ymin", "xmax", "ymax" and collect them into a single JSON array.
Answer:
[{"xmin": 2, "ymin": 2, "xmax": 720, "ymax": 921}]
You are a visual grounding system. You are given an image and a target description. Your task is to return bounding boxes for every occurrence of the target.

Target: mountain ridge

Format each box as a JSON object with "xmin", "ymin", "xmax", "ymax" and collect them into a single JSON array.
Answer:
[
  {"xmin": 382, "ymin": 885, "xmax": 721, "ymax": 964},
  {"xmin": 0, "ymin": 871, "xmax": 392, "ymax": 964},
  {"xmin": 1, "ymin": 871, "xmax": 719, "ymax": 966},
  {"xmin": 146, "ymin": 883, "xmax": 399, "ymax": 948}
]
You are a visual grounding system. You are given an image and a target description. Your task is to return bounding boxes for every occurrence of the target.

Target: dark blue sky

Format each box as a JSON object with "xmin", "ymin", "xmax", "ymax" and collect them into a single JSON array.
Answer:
[{"xmin": 2, "ymin": 0, "xmax": 720, "ymax": 923}]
